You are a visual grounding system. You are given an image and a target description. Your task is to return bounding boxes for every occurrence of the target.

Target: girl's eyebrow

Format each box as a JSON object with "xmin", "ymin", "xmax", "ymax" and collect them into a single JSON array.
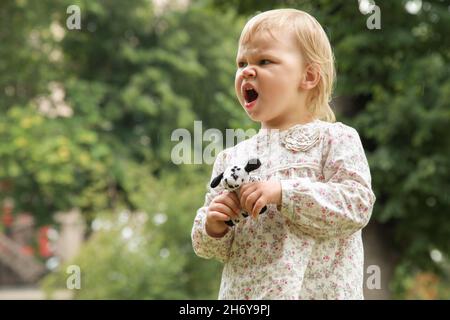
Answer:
[{"xmin": 236, "ymin": 50, "xmax": 277, "ymax": 62}]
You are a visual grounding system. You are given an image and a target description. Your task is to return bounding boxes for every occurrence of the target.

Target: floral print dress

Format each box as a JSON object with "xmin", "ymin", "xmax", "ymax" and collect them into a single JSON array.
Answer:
[{"xmin": 191, "ymin": 119, "xmax": 376, "ymax": 299}]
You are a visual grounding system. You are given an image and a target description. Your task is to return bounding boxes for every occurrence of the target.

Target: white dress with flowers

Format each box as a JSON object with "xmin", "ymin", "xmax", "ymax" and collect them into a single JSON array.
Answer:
[{"xmin": 191, "ymin": 119, "xmax": 376, "ymax": 299}]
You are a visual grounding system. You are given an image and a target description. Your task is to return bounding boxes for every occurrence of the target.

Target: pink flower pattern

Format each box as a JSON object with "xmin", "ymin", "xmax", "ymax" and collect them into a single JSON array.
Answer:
[{"xmin": 191, "ymin": 119, "xmax": 376, "ymax": 299}]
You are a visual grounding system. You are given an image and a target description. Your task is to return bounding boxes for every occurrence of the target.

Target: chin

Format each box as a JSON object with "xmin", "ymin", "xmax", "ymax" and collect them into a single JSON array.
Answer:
[
  {"xmin": 241, "ymin": 101, "xmax": 262, "ymax": 120},
  {"xmin": 243, "ymin": 108, "xmax": 262, "ymax": 121},
  {"xmin": 247, "ymin": 114, "xmax": 260, "ymax": 122},
  {"xmin": 247, "ymin": 113, "xmax": 269, "ymax": 124}
]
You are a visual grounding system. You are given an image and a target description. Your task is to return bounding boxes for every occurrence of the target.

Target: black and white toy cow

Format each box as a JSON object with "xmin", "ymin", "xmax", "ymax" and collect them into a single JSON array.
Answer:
[{"xmin": 210, "ymin": 158, "xmax": 267, "ymax": 227}]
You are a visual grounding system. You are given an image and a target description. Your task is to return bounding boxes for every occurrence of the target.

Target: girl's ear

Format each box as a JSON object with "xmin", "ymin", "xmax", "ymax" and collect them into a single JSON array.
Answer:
[
  {"xmin": 299, "ymin": 63, "xmax": 320, "ymax": 91},
  {"xmin": 210, "ymin": 172, "xmax": 224, "ymax": 188}
]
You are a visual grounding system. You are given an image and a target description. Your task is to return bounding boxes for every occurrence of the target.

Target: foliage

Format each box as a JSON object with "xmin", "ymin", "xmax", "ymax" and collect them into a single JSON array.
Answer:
[
  {"xmin": 42, "ymin": 168, "xmax": 223, "ymax": 299},
  {"xmin": 1, "ymin": 0, "xmax": 241, "ymax": 299},
  {"xmin": 1, "ymin": 0, "xmax": 449, "ymax": 299}
]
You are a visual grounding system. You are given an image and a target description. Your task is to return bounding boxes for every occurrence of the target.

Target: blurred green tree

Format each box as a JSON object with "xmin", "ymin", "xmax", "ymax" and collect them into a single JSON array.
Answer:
[
  {"xmin": 2, "ymin": 0, "xmax": 449, "ymax": 299},
  {"xmin": 0, "ymin": 0, "xmax": 244, "ymax": 298},
  {"xmin": 0, "ymin": 0, "xmax": 246, "ymax": 221}
]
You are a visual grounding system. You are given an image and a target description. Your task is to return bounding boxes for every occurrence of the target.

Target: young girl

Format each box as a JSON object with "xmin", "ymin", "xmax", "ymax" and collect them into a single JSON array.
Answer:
[{"xmin": 191, "ymin": 9, "xmax": 376, "ymax": 300}]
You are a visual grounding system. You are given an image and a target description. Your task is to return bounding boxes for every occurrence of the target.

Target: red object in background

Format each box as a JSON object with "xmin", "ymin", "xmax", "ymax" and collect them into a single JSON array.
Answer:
[
  {"xmin": 1, "ymin": 211, "xmax": 13, "ymax": 227},
  {"xmin": 21, "ymin": 245, "xmax": 34, "ymax": 256},
  {"xmin": 38, "ymin": 226, "xmax": 52, "ymax": 258},
  {"xmin": 2, "ymin": 202, "xmax": 14, "ymax": 228}
]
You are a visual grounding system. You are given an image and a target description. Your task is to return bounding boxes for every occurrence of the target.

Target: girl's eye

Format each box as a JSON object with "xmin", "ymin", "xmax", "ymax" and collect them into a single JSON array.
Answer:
[{"xmin": 237, "ymin": 60, "xmax": 271, "ymax": 68}]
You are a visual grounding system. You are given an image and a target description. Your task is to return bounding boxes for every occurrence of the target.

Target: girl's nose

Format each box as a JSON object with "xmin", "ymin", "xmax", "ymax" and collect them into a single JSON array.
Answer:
[{"xmin": 242, "ymin": 66, "xmax": 256, "ymax": 79}]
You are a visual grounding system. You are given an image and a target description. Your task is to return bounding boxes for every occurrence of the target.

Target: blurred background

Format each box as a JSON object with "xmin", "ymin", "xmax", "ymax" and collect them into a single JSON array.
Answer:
[{"xmin": 0, "ymin": 0, "xmax": 449, "ymax": 299}]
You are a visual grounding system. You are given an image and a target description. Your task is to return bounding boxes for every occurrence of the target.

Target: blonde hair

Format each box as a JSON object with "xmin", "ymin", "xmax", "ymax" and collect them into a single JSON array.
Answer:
[{"xmin": 239, "ymin": 9, "xmax": 336, "ymax": 122}]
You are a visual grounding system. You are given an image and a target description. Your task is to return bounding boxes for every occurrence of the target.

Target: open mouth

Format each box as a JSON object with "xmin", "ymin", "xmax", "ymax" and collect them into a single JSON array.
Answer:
[
  {"xmin": 244, "ymin": 88, "xmax": 259, "ymax": 103},
  {"xmin": 224, "ymin": 178, "xmax": 237, "ymax": 190}
]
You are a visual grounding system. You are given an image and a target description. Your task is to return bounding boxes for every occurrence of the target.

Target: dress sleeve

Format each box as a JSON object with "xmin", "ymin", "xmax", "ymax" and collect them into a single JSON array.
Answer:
[
  {"xmin": 191, "ymin": 150, "xmax": 235, "ymax": 263},
  {"xmin": 279, "ymin": 124, "xmax": 376, "ymax": 239}
]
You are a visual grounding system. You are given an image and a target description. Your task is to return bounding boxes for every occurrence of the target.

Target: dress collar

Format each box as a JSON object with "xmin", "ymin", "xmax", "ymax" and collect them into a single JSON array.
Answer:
[
  {"xmin": 255, "ymin": 119, "xmax": 322, "ymax": 152},
  {"xmin": 257, "ymin": 119, "xmax": 320, "ymax": 135}
]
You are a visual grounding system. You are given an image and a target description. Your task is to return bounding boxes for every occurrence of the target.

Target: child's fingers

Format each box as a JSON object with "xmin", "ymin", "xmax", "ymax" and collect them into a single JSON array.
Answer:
[
  {"xmin": 243, "ymin": 190, "xmax": 261, "ymax": 214},
  {"xmin": 252, "ymin": 197, "xmax": 266, "ymax": 218},
  {"xmin": 239, "ymin": 184, "xmax": 257, "ymax": 209},
  {"xmin": 215, "ymin": 193, "xmax": 241, "ymax": 215},
  {"xmin": 239, "ymin": 182, "xmax": 257, "ymax": 195},
  {"xmin": 210, "ymin": 202, "xmax": 239, "ymax": 220},
  {"xmin": 224, "ymin": 192, "xmax": 241, "ymax": 212},
  {"xmin": 207, "ymin": 211, "xmax": 232, "ymax": 223}
]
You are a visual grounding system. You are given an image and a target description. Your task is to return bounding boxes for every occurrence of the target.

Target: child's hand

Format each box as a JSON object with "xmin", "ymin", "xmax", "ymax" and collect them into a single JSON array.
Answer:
[
  {"xmin": 206, "ymin": 191, "xmax": 241, "ymax": 237},
  {"xmin": 240, "ymin": 181, "xmax": 282, "ymax": 218}
]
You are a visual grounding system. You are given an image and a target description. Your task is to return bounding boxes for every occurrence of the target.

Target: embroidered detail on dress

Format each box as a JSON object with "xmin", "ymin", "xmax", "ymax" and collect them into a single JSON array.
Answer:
[
  {"xmin": 281, "ymin": 124, "xmax": 321, "ymax": 152},
  {"xmin": 266, "ymin": 162, "xmax": 321, "ymax": 176}
]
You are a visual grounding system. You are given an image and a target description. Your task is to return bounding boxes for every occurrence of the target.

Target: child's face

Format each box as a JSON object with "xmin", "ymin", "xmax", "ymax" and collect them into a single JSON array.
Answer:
[{"xmin": 235, "ymin": 29, "xmax": 308, "ymax": 128}]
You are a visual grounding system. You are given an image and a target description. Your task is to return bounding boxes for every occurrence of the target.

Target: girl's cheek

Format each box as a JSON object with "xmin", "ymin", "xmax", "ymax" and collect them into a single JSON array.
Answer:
[
  {"xmin": 235, "ymin": 88, "xmax": 241, "ymax": 102},
  {"xmin": 235, "ymin": 70, "xmax": 242, "ymax": 82},
  {"xmin": 235, "ymin": 73, "xmax": 242, "ymax": 95}
]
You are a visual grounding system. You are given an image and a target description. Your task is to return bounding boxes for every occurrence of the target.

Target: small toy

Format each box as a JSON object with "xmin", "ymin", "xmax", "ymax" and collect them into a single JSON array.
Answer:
[{"xmin": 210, "ymin": 158, "xmax": 267, "ymax": 226}]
